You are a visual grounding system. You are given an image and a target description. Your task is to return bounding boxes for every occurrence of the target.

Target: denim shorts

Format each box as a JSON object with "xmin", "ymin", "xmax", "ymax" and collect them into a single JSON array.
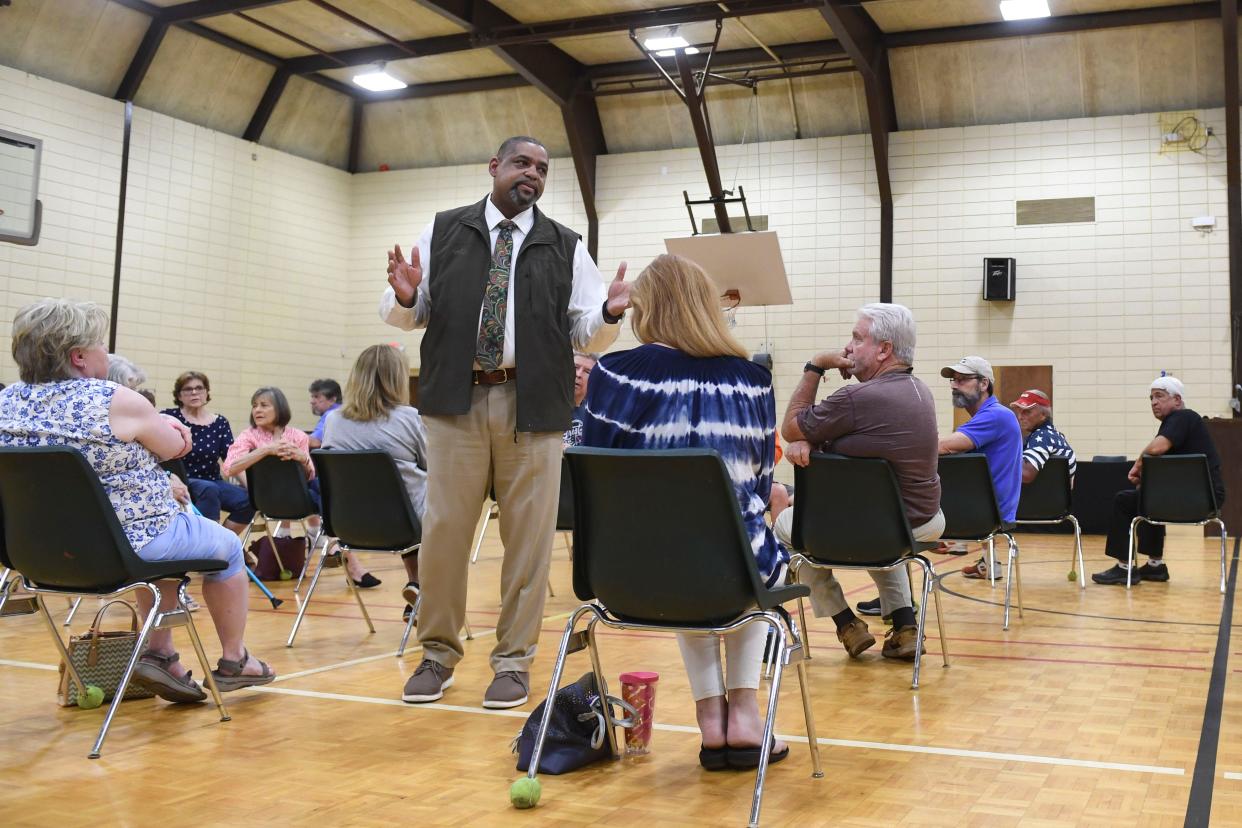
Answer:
[{"xmin": 138, "ymin": 511, "xmax": 244, "ymax": 582}]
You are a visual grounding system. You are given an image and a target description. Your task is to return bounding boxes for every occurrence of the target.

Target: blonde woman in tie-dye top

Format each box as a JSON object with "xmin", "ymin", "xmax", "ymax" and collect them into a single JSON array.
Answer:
[
  {"xmin": 0, "ymin": 299, "xmax": 276, "ymax": 702},
  {"xmin": 580, "ymin": 254, "xmax": 791, "ymax": 771}
]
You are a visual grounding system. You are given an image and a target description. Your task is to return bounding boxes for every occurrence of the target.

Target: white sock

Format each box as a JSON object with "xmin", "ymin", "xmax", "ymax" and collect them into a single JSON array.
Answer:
[
  {"xmin": 1146, "ymin": 558, "xmax": 1165, "ymax": 568},
  {"xmin": 1118, "ymin": 561, "xmax": 1131, "ymax": 570}
]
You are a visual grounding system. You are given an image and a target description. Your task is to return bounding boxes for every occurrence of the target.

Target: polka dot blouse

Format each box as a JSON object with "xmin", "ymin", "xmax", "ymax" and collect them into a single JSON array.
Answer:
[{"xmin": 162, "ymin": 408, "xmax": 235, "ymax": 481}]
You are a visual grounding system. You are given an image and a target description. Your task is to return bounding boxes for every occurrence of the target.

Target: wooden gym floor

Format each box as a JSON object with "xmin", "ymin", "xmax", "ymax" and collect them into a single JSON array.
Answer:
[{"xmin": 1, "ymin": 523, "xmax": 1239, "ymax": 827}]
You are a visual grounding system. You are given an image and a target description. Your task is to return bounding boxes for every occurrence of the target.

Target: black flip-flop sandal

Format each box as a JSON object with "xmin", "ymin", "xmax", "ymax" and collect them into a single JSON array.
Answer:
[
  {"xmin": 133, "ymin": 651, "xmax": 207, "ymax": 703},
  {"xmin": 726, "ymin": 738, "xmax": 790, "ymax": 770},
  {"xmin": 699, "ymin": 745, "xmax": 729, "ymax": 771}
]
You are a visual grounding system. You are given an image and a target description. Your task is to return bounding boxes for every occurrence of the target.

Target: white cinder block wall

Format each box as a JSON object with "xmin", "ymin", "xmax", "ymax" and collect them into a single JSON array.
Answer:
[
  {"xmin": 1, "ymin": 62, "xmax": 1234, "ymax": 469},
  {"xmin": 0, "ymin": 65, "xmax": 354, "ymax": 430}
]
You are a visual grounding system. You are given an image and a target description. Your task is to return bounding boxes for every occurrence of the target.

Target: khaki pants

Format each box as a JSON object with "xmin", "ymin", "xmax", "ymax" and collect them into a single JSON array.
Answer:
[
  {"xmin": 419, "ymin": 383, "xmax": 561, "ymax": 673},
  {"xmin": 774, "ymin": 508, "xmax": 945, "ymax": 619}
]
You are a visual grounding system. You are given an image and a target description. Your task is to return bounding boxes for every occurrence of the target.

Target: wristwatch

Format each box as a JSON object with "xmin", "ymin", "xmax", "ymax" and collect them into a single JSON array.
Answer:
[
  {"xmin": 803, "ymin": 362, "xmax": 826, "ymax": 376},
  {"xmin": 602, "ymin": 300, "xmax": 625, "ymax": 324}
]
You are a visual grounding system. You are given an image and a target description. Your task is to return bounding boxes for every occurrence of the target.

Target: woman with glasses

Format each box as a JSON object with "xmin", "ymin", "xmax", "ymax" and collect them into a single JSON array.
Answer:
[{"xmin": 161, "ymin": 371, "xmax": 254, "ymax": 535}]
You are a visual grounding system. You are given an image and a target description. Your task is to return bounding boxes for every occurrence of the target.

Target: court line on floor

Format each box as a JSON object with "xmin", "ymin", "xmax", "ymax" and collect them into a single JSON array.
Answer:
[
  {"xmin": 0, "ymin": 649, "xmax": 1186, "ymax": 777},
  {"xmin": 1183, "ymin": 534, "xmax": 1240, "ymax": 827},
  {"xmin": 1224, "ymin": 772, "xmax": 1242, "ymax": 781},
  {"xmin": 245, "ymin": 683, "xmax": 1182, "ymax": 776}
]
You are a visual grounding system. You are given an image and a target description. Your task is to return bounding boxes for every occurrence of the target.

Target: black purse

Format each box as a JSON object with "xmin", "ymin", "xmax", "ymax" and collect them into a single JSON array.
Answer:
[{"xmin": 513, "ymin": 672, "xmax": 636, "ymax": 775}]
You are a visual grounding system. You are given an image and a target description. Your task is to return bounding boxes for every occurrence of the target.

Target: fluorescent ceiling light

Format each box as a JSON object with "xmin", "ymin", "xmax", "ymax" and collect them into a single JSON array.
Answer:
[
  {"xmin": 644, "ymin": 35, "xmax": 689, "ymax": 51},
  {"xmin": 352, "ymin": 66, "xmax": 407, "ymax": 92},
  {"xmin": 999, "ymin": 0, "xmax": 1051, "ymax": 21},
  {"xmin": 655, "ymin": 46, "xmax": 700, "ymax": 57}
]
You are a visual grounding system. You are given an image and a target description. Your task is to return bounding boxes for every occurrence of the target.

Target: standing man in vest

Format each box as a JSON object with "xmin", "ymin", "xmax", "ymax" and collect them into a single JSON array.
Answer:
[{"xmin": 380, "ymin": 137, "xmax": 629, "ymax": 708}]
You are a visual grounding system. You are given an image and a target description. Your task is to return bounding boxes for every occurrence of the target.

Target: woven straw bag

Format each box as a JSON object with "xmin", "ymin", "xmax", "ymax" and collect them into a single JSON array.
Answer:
[{"xmin": 57, "ymin": 600, "xmax": 156, "ymax": 707}]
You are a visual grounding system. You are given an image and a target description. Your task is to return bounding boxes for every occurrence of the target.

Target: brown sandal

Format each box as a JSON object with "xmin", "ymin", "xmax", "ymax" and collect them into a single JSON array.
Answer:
[
  {"xmin": 133, "ymin": 650, "xmax": 207, "ymax": 703},
  {"xmin": 211, "ymin": 648, "xmax": 276, "ymax": 692}
]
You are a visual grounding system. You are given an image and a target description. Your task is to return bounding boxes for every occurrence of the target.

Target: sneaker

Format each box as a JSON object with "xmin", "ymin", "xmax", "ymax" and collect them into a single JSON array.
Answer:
[
  {"xmin": 483, "ymin": 670, "xmax": 530, "ymax": 709},
  {"xmin": 855, "ymin": 597, "xmax": 882, "ymax": 616},
  {"xmin": 938, "ymin": 541, "xmax": 970, "ymax": 555},
  {"xmin": 836, "ymin": 619, "xmax": 876, "ymax": 658},
  {"xmin": 402, "ymin": 659, "xmax": 454, "ymax": 703},
  {"xmin": 962, "ymin": 557, "xmax": 1001, "ymax": 580},
  {"xmin": 1137, "ymin": 562, "xmax": 1169, "ymax": 582},
  {"xmin": 402, "ymin": 581, "xmax": 420, "ymax": 605},
  {"xmin": 1092, "ymin": 564, "xmax": 1139, "ymax": 586},
  {"xmin": 881, "ymin": 625, "xmax": 924, "ymax": 661}
]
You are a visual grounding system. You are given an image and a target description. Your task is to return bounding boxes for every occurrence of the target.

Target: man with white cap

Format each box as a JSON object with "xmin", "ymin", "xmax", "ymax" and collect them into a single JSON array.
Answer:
[
  {"xmin": 936, "ymin": 356, "xmax": 1023, "ymax": 580},
  {"xmin": 1092, "ymin": 376, "xmax": 1225, "ymax": 585},
  {"xmin": 1009, "ymin": 389, "xmax": 1076, "ymax": 485}
]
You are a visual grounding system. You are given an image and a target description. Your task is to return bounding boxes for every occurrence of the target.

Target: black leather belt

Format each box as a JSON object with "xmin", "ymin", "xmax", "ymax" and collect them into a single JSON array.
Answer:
[{"xmin": 472, "ymin": 367, "xmax": 516, "ymax": 385}]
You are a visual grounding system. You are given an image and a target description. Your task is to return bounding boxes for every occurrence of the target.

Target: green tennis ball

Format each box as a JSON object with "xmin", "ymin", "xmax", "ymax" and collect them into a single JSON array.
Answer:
[
  {"xmin": 1067, "ymin": 570, "xmax": 1078, "ymax": 582},
  {"xmin": 279, "ymin": 569, "xmax": 293, "ymax": 581},
  {"xmin": 509, "ymin": 777, "xmax": 541, "ymax": 809},
  {"xmin": 79, "ymin": 684, "xmax": 104, "ymax": 709}
]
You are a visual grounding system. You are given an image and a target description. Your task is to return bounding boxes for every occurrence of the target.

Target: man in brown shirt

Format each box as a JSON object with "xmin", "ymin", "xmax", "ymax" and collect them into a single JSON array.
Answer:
[{"xmin": 777, "ymin": 303, "xmax": 943, "ymax": 661}]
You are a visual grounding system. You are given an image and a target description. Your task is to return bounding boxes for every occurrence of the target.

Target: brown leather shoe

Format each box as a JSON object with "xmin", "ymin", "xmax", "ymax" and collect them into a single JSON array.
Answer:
[
  {"xmin": 881, "ymin": 625, "xmax": 925, "ymax": 661},
  {"xmin": 483, "ymin": 670, "xmax": 530, "ymax": 709},
  {"xmin": 836, "ymin": 619, "xmax": 876, "ymax": 658}
]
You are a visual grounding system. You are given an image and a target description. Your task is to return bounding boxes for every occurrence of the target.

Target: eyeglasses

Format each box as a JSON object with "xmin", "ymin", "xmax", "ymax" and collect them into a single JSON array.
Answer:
[
  {"xmin": 948, "ymin": 375, "xmax": 980, "ymax": 385},
  {"xmin": 181, "ymin": 386, "xmax": 206, "ymax": 394}
]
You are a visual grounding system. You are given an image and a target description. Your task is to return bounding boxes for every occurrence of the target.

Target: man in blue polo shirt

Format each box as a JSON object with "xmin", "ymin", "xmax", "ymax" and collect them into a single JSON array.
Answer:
[{"xmin": 938, "ymin": 356, "xmax": 1023, "ymax": 580}]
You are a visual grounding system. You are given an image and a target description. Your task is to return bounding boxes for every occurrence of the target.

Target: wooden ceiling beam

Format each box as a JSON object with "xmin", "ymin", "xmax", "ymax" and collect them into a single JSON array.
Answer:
[{"xmin": 819, "ymin": 0, "xmax": 895, "ymax": 300}]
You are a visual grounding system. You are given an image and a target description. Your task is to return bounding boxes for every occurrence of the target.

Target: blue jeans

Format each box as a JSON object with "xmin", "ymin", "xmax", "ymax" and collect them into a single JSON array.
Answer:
[
  {"xmin": 138, "ymin": 511, "xmax": 244, "ymax": 582},
  {"xmin": 188, "ymin": 478, "xmax": 255, "ymax": 524}
]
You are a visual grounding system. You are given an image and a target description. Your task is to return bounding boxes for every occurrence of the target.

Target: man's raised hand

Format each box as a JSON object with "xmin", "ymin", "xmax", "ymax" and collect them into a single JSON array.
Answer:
[
  {"xmin": 388, "ymin": 244, "xmax": 422, "ymax": 308},
  {"xmin": 605, "ymin": 261, "xmax": 630, "ymax": 318}
]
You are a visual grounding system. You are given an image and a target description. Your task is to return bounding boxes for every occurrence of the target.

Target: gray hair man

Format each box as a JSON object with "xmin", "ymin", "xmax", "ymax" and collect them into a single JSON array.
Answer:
[{"xmin": 777, "ymin": 303, "xmax": 944, "ymax": 661}]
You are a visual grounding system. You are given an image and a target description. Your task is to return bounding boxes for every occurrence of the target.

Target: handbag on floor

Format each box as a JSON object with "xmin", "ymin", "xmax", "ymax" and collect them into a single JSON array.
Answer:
[
  {"xmin": 249, "ymin": 535, "xmax": 307, "ymax": 581},
  {"xmin": 57, "ymin": 600, "xmax": 156, "ymax": 707},
  {"xmin": 513, "ymin": 672, "xmax": 636, "ymax": 775}
]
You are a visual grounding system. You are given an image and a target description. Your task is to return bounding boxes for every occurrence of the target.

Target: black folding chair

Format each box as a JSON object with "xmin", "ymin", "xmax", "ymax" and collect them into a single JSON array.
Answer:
[
  {"xmin": 525, "ymin": 448, "xmax": 822, "ymax": 828},
  {"xmin": 289, "ymin": 450, "xmax": 470, "ymax": 651},
  {"xmin": 0, "ymin": 446, "xmax": 229, "ymax": 758},
  {"xmin": 1015, "ymin": 457, "xmax": 1085, "ymax": 588},
  {"xmin": 241, "ymin": 455, "xmax": 322, "ymax": 590},
  {"xmin": 938, "ymin": 453, "xmax": 1023, "ymax": 629},
  {"xmin": 1128, "ymin": 454, "xmax": 1228, "ymax": 591},
  {"xmin": 555, "ymin": 454, "xmax": 574, "ymax": 559},
  {"xmin": 788, "ymin": 453, "xmax": 949, "ymax": 689}
]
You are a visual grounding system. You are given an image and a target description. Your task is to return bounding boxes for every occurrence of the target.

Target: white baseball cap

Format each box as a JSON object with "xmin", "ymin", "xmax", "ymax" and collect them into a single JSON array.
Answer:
[{"xmin": 940, "ymin": 356, "xmax": 994, "ymax": 383}]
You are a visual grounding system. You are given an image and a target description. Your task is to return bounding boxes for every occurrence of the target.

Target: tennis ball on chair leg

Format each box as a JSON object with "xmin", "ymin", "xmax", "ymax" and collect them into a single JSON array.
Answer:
[
  {"xmin": 509, "ymin": 777, "xmax": 541, "ymax": 809},
  {"xmin": 1068, "ymin": 570, "xmax": 1078, "ymax": 582},
  {"xmin": 79, "ymin": 684, "xmax": 104, "ymax": 709}
]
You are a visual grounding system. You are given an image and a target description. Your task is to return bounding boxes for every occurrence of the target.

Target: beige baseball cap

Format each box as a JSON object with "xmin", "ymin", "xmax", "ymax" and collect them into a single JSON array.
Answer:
[{"xmin": 940, "ymin": 355, "xmax": 994, "ymax": 383}]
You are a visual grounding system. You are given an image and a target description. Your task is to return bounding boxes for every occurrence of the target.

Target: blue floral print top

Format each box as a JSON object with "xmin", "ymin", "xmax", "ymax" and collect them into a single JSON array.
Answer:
[{"xmin": 0, "ymin": 379, "xmax": 178, "ymax": 550}]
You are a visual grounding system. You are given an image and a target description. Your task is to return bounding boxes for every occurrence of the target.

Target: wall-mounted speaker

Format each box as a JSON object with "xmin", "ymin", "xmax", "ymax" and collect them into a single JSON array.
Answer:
[{"xmin": 984, "ymin": 257, "xmax": 1015, "ymax": 301}]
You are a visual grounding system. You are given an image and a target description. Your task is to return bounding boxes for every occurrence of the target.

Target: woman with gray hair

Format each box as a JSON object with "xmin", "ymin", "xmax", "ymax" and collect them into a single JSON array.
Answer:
[
  {"xmin": 0, "ymin": 298, "xmax": 276, "ymax": 700},
  {"xmin": 106, "ymin": 353, "xmax": 146, "ymax": 390}
]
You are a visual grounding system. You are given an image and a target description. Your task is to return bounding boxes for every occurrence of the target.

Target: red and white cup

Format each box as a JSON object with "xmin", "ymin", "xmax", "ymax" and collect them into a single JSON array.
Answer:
[{"xmin": 619, "ymin": 671, "xmax": 659, "ymax": 755}]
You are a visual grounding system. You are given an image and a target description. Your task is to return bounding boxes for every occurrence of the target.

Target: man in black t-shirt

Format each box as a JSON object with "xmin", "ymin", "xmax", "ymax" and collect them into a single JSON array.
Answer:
[{"xmin": 1093, "ymin": 376, "xmax": 1226, "ymax": 585}]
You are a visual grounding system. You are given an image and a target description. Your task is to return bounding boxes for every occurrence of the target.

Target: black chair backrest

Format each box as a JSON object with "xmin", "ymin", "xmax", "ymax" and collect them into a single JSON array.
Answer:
[
  {"xmin": 791, "ymin": 453, "xmax": 917, "ymax": 565},
  {"xmin": 937, "ymin": 453, "xmax": 1004, "ymax": 539},
  {"xmin": 566, "ymin": 447, "xmax": 769, "ymax": 626},
  {"xmin": 245, "ymin": 455, "xmax": 317, "ymax": 519},
  {"xmin": 1139, "ymin": 454, "xmax": 1219, "ymax": 522},
  {"xmin": 1092, "ymin": 455, "xmax": 1127, "ymax": 463},
  {"xmin": 1016, "ymin": 456, "xmax": 1072, "ymax": 521},
  {"xmin": 311, "ymin": 450, "xmax": 421, "ymax": 550},
  {"xmin": 555, "ymin": 455, "xmax": 573, "ymax": 532},
  {"xmin": 0, "ymin": 446, "xmax": 146, "ymax": 591},
  {"xmin": 159, "ymin": 458, "xmax": 190, "ymax": 481}
]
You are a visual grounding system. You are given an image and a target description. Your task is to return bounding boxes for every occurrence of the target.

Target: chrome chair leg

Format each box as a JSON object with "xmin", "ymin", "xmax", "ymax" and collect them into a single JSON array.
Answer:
[
  {"xmin": 36, "ymin": 594, "xmax": 87, "ymax": 700},
  {"xmin": 88, "ymin": 583, "xmax": 159, "ymax": 759},
  {"xmin": 1011, "ymin": 535, "xmax": 1024, "ymax": 618},
  {"xmin": 1126, "ymin": 516, "xmax": 1143, "ymax": 589},
  {"xmin": 343, "ymin": 560, "xmax": 376, "ymax": 635},
  {"xmin": 1068, "ymin": 514, "xmax": 1086, "ymax": 589},
  {"xmin": 748, "ymin": 616, "xmax": 787, "ymax": 828},
  {"xmin": 470, "ymin": 503, "xmax": 495, "ymax": 564},
  {"xmin": 527, "ymin": 606, "xmax": 593, "ymax": 780},
  {"xmin": 796, "ymin": 596, "xmax": 812, "ymax": 661},
  {"xmin": 175, "ymin": 581, "xmax": 229, "ymax": 722},
  {"xmin": 294, "ymin": 521, "xmax": 322, "ymax": 593},
  {"xmin": 911, "ymin": 557, "xmax": 934, "ymax": 689},
  {"xmin": 399, "ymin": 594, "xmax": 419, "ymax": 657},
  {"xmin": 585, "ymin": 617, "xmax": 622, "ymax": 759},
  {"xmin": 286, "ymin": 540, "xmax": 331, "ymax": 647},
  {"xmin": 1003, "ymin": 536, "xmax": 1014, "ymax": 630},
  {"xmin": 1217, "ymin": 519, "xmax": 1228, "ymax": 594},
  {"xmin": 63, "ymin": 596, "xmax": 83, "ymax": 626},
  {"xmin": 926, "ymin": 557, "xmax": 950, "ymax": 668}
]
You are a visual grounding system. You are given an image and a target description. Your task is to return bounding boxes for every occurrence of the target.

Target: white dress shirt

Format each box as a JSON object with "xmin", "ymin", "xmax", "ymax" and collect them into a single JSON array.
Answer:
[{"xmin": 379, "ymin": 197, "xmax": 619, "ymax": 367}]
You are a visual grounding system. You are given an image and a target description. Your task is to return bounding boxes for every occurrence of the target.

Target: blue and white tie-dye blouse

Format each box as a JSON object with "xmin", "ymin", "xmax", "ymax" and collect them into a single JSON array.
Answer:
[{"xmin": 580, "ymin": 343, "xmax": 787, "ymax": 585}]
